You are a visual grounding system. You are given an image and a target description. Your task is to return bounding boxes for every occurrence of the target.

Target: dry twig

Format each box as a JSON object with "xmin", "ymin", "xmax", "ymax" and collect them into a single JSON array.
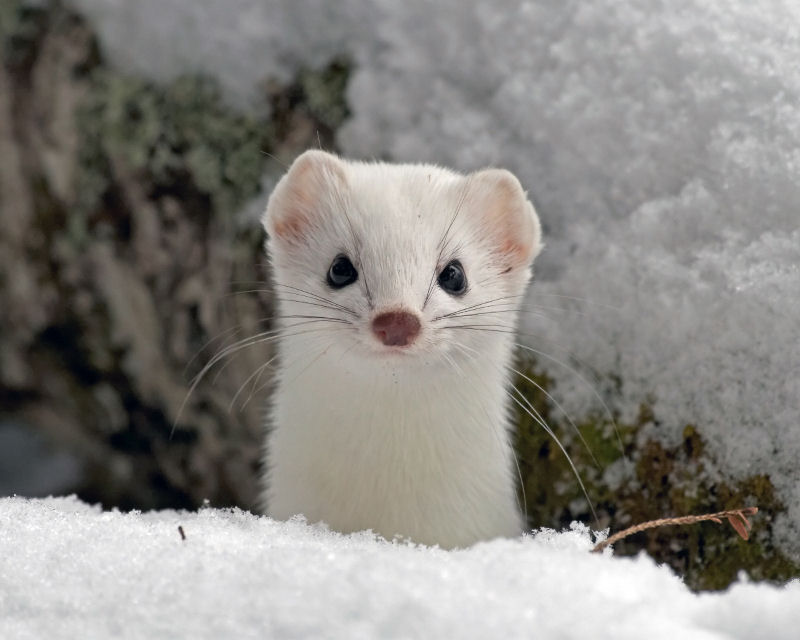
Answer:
[{"xmin": 591, "ymin": 506, "xmax": 758, "ymax": 553}]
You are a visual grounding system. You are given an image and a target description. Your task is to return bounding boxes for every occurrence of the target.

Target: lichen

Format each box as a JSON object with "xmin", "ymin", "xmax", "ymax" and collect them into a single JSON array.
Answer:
[
  {"xmin": 298, "ymin": 57, "xmax": 351, "ymax": 131},
  {"xmin": 512, "ymin": 357, "xmax": 800, "ymax": 591},
  {"xmin": 75, "ymin": 72, "xmax": 272, "ymax": 226}
]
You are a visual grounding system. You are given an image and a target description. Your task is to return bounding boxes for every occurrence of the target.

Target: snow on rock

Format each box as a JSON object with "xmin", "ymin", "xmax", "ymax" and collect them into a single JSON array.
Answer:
[
  {"xmin": 1, "ymin": 496, "xmax": 798, "ymax": 639},
  {"xmin": 65, "ymin": 0, "xmax": 800, "ymax": 555},
  {"xmin": 339, "ymin": 2, "xmax": 800, "ymax": 561}
]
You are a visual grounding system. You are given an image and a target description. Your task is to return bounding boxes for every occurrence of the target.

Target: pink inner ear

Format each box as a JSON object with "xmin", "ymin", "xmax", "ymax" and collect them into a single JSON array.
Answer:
[
  {"xmin": 500, "ymin": 236, "xmax": 533, "ymax": 267},
  {"xmin": 272, "ymin": 209, "xmax": 311, "ymax": 243},
  {"xmin": 476, "ymin": 171, "xmax": 538, "ymax": 271},
  {"xmin": 267, "ymin": 151, "xmax": 346, "ymax": 244}
]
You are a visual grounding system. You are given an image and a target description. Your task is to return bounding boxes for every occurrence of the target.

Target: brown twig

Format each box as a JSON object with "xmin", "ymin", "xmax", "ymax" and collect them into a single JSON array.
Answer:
[
  {"xmin": 178, "ymin": 525, "xmax": 186, "ymax": 541},
  {"xmin": 591, "ymin": 506, "xmax": 758, "ymax": 553}
]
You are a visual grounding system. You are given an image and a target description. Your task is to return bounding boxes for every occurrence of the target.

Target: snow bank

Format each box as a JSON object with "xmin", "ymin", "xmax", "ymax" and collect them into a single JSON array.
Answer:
[
  {"xmin": 339, "ymin": 1, "xmax": 800, "ymax": 557},
  {"xmin": 1, "ymin": 496, "xmax": 797, "ymax": 639},
  {"xmin": 66, "ymin": 0, "xmax": 800, "ymax": 555}
]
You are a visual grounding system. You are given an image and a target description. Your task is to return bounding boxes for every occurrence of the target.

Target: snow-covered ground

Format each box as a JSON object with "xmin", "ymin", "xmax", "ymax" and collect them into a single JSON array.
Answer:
[
  {"xmin": 65, "ymin": 0, "xmax": 800, "ymax": 558},
  {"xmin": 1, "ymin": 496, "xmax": 798, "ymax": 639}
]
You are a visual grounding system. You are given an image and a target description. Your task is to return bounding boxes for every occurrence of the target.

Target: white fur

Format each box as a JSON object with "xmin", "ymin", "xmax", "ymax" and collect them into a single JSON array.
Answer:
[{"xmin": 261, "ymin": 151, "xmax": 542, "ymax": 548}]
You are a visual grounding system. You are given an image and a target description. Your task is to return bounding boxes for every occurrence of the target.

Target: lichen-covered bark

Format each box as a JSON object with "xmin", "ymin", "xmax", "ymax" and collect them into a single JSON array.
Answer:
[{"xmin": 0, "ymin": 0, "xmax": 348, "ymax": 510}]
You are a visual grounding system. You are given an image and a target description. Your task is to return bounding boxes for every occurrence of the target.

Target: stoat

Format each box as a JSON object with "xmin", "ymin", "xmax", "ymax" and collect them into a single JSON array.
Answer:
[{"xmin": 261, "ymin": 150, "xmax": 542, "ymax": 549}]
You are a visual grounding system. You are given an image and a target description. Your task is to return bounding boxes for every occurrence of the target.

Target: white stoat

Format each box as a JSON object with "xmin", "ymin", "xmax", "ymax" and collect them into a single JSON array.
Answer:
[{"xmin": 260, "ymin": 150, "xmax": 542, "ymax": 549}]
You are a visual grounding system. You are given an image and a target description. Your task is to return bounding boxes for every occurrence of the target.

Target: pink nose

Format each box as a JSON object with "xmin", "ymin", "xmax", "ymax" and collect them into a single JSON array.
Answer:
[{"xmin": 371, "ymin": 311, "xmax": 421, "ymax": 347}]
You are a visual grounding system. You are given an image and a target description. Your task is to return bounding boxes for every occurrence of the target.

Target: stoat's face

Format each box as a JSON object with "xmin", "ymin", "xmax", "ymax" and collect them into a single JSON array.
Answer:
[{"xmin": 262, "ymin": 150, "xmax": 542, "ymax": 368}]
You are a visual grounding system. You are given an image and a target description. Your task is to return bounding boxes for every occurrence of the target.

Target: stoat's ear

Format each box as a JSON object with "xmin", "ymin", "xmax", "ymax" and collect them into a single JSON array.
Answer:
[
  {"xmin": 467, "ymin": 168, "xmax": 542, "ymax": 271},
  {"xmin": 263, "ymin": 150, "xmax": 347, "ymax": 244}
]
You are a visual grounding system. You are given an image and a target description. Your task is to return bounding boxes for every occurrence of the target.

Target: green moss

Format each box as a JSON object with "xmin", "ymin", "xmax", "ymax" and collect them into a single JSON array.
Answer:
[{"xmin": 512, "ymin": 357, "xmax": 800, "ymax": 591}]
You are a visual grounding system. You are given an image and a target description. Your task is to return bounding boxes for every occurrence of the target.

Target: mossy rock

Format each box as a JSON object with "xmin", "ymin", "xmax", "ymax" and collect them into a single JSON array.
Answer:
[{"xmin": 511, "ymin": 358, "xmax": 800, "ymax": 591}]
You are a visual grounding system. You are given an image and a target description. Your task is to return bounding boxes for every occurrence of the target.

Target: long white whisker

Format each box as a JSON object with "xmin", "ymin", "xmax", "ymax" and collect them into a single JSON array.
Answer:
[
  {"xmin": 173, "ymin": 322, "xmax": 349, "ymax": 435},
  {"xmin": 229, "ymin": 353, "xmax": 281, "ymax": 412},
  {"xmin": 241, "ymin": 335, "xmax": 348, "ymax": 411},
  {"xmin": 511, "ymin": 366, "xmax": 600, "ymax": 469},
  {"xmin": 508, "ymin": 385, "xmax": 598, "ymax": 523},
  {"xmin": 527, "ymin": 289, "xmax": 622, "ymax": 312},
  {"xmin": 209, "ymin": 319, "xmax": 348, "ymax": 385},
  {"xmin": 433, "ymin": 294, "xmax": 525, "ymax": 320},
  {"xmin": 273, "ymin": 282, "xmax": 359, "ymax": 317},
  {"xmin": 184, "ymin": 322, "xmax": 252, "ymax": 377},
  {"xmin": 514, "ymin": 343, "xmax": 625, "ymax": 461}
]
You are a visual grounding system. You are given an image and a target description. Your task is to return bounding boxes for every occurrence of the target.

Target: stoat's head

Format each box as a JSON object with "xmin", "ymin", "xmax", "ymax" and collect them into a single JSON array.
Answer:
[{"xmin": 262, "ymin": 150, "xmax": 542, "ymax": 367}]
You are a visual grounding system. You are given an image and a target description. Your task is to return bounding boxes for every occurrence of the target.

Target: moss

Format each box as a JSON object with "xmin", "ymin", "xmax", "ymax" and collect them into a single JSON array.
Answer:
[{"xmin": 512, "ymin": 357, "xmax": 800, "ymax": 591}]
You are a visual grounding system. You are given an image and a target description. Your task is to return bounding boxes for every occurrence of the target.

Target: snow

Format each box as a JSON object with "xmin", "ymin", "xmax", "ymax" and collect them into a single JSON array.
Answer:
[
  {"xmin": 64, "ymin": 0, "xmax": 800, "ymax": 557},
  {"xmin": 1, "ymin": 496, "xmax": 798, "ymax": 639}
]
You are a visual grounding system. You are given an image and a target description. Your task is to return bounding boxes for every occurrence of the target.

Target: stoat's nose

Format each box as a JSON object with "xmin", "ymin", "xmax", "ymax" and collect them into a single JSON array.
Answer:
[{"xmin": 371, "ymin": 310, "xmax": 421, "ymax": 347}]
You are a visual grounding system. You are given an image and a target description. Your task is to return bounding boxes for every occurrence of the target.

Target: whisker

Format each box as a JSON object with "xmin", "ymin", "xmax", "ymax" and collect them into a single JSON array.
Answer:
[
  {"xmin": 441, "ymin": 308, "xmax": 550, "ymax": 322},
  {"xmin": 440, "ymin": 323, "xmax": 517, "ymax": 332},
  {"xmin": 173, "ymin": 321, "xmax": 349, "ymax": 435},
  {"xmin": 510, "ymin": 366, "xmax": 600, "ymax": 470},
  {"xmin": 259, "ymin": 149, "xmax": 290, "ymax": 171},
  {"xmin": 514, "ymin": 342, "xmax": 625, "ymax": 461},
  {"xmin": 183, "ymin": 322, "xmax": 252, "ymax": 377},
  {"xmin": 229, "ymin": 353, "xmax": 280, "ymax": 412},
  {"xmin": 280, "ymin": 314, "xmax": 352, "ymax": 324},
  {"xmin": 442, "ymin": 323, "xmax": 626, "ymax": 495},
  {"xmin": 223, "ymin": 288, "xmax": 273, "ymax": 298},
  {"xmin": 226, "ymin": 282, "xmax": 359, "ymax": 319},
  {"xmin": 508, "ymin": 385, "xmax": 598, "ymax": 524},
  {"xmin": 441, "ymin": 323, "xmax": 624, "ymax": 459},
  {"xmin": 527, "ymin": 289, "xmax": 622, "ymax": 312},
  {"xmin": 210, "ymin": 317, "xmax": 350, "ymax": 385},
  {"xmin": 240, "ymin": 336, "xmax": 338, "ymax": 412},
  {"xmin": 278, "ymin": 296, "xmax": 354, "ymax": 312},
  {"xmin": 272, "ymin": 282, "xmax": 359, "ymax": 317},
  {"xmin": 433, "ymin": 294, "xmax": 525, "ymax": 320}
]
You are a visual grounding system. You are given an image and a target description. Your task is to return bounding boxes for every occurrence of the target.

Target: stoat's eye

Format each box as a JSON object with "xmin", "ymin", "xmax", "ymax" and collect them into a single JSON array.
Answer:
[
  {"xmin": 437, "ymin": 260, "xmax": 467, "ymax": 296},
  {"xmin": 327, "ymin": 254, "xmax": 358, "ymax": 288}
]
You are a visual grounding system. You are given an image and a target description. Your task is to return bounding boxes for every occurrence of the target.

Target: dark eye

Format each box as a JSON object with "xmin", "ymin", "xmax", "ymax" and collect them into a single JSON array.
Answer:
[
  {"xmin": 327, "ymin": 254, "xmax": 358, "ymax": 288},
  {"xmin": 437, "ymin": 260, "xmax": 467, "ymax": 296}
]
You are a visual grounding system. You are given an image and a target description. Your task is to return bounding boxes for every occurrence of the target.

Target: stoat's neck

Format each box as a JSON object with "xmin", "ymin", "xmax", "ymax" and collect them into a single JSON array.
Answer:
[{"xmin": 265, "ymin": 338, "xmax": 523, "ymax": 548}]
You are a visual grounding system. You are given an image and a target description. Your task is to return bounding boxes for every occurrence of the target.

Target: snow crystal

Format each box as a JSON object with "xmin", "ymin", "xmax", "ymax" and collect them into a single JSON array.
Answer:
[
  {"xmin": 65, "ymin": 0, "xmax": 800, "ymax": 556},
  {"xmin": 1, "ymin": 496, "xmax": 798, "ymax": 639}
]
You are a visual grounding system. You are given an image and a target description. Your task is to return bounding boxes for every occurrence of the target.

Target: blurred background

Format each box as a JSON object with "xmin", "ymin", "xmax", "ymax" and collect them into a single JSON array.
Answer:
[
  {"xmin": 2, "ymin": 0, "xmax": 799, "ymax": 590},
  {"xmin": 0, "ymin": 0, "xmax": 351, "ymax": 510}
]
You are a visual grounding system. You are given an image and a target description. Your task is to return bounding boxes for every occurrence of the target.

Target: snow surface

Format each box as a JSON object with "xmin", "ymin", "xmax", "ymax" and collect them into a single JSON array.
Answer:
[
  {"xmin": 65, "ymin": 0, "xmax": 800, "ymax": 557},
  {"xmin": 1, "ymin": 496, "xmax": 798, "ymax": 640}
]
